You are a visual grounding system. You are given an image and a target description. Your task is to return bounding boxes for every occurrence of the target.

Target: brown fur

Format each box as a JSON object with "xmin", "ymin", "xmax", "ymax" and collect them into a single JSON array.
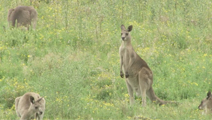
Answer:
[
  {"xmin": 8, "ymin": 6, "xmax": 37, "ymax": 30},
  {"xmin": 15, "ymin": 92, "xmax": 45, "ymax": 120},
  {"xmin": 119, "ymin": 25, "xmax": 172, "ymax": 106},
  {"xmin": 198, "ymin": 91, "xmax": 212, "ymax": 114}
]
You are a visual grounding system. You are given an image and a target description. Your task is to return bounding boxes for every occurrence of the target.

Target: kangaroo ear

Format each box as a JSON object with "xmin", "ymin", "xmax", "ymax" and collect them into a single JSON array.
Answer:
[
  {"xmin": 206, "ymin": 91, "xmax": 211, "ymax": 99},
  {"xmin": 128, "ymin": 25, "xmax": 133, "ymax": 32},
  {"xmin": 37, "ymin": 97, "xmax": 43, "ymax": 102},
  {"xmin": 30, "ymin": 96, "xmax": 35, "ymax": 104},
  {"xmin": 121, "ymin": 25, "xmax": 126, "ymax": 30},
  {"xmin": 207, "ymin": 91, "xmax": 211, "ymax": 96}
]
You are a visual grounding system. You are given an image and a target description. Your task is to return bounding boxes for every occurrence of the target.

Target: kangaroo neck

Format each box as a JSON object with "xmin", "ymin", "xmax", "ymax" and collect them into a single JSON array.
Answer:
[
  {"xmin": 22, "ymin": 108, "xmax": 35, "ymax": 119},
  {"xmin": 122, "ymin": 39, "xmax": 132, "ymax": 48}
]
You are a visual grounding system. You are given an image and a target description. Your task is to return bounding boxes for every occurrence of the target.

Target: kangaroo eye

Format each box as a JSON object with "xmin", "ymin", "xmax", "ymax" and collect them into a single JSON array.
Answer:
[
  {"xmin": 35, "ymin": 107, "xmax": 38, "ymax": 109},
  {"xmin": 126, "ymin": 33, "xmax": 128, "ymax": 36},
  {"xmin": 121, "ymin": 33, "xmax": 123, "ymax": 35}
]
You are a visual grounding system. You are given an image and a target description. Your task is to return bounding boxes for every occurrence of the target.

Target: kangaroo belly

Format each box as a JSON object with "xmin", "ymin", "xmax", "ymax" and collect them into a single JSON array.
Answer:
[{"xmin": 126, "ymin": 76, "xmax": 141, "ymax": 95}]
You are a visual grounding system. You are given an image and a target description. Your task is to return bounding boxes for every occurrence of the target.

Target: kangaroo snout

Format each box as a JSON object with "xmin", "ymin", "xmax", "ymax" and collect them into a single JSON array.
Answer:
[
  {"xmin": 122, "ymin": 37, "xmax": 125, "ymax": 40},
  {"xmin": 198, "ymin": 105, "xmax": 202, "ymax": 110}
]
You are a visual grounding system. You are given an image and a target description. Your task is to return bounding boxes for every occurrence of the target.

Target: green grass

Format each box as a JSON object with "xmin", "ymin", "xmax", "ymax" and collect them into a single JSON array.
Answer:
[{"xmin": 0, "ymin": 0, "xmax": 212, "ymax": 119}]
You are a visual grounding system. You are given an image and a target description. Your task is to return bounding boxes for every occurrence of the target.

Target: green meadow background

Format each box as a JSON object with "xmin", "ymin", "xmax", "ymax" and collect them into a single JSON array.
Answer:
[{"xmin": 0, "ymin": 0, "xmax": 212, "ymax": 119}]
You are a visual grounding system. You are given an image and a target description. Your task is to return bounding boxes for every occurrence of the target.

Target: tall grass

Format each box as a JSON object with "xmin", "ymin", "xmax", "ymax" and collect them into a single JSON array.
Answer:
[{"xmin": 0, "ymin": 0, "xmax": 212, "ymax": 119}]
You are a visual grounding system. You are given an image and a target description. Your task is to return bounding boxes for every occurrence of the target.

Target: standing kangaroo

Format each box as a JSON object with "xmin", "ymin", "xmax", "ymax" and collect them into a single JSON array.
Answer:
[
  {"xmin": 15, "ymin": 92, "xmax": 45, "ymax": 120},
  {"xmin": 8, "ymin": 6, "xmax": 37, "ymax": 30},
  {"xmin": 198, "ymin": 91, "xmax": 212, "ymax": 114},
  {"xmin": 119, "ymin": 25, "xmax": 168, "ymax": 106}
]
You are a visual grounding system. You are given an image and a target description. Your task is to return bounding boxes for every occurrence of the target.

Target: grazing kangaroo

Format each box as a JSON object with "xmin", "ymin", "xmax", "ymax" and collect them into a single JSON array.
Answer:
[
  {"xmin": 198, "ymin": 91, "xmax": 212, "ymax": 114},
  {"xmin": 15, "ymin": 92, "xmax": 45, "ymax": 120},
  {"xmin": 8, "ymin": 6, "xmax": 37, "ymax": 30},
  {"xmin": 119, "ymin": 24, "xmax": 171, "ymax": 106}
]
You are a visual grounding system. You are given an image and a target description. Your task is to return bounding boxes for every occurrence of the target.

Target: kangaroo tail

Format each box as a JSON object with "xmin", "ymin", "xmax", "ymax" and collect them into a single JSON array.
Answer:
[
  {"xmin": 147, "ymin": 87, "xmax": 179, "ymax": 106},
  {"xmin": 147, "ymin": 87, "xmax": 165, "ymax": 105}
]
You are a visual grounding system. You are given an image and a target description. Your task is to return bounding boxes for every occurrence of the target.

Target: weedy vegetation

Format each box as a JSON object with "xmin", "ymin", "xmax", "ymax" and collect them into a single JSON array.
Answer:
[{"xmin": 0, "ymin": 0, "xmax": 212, "ymax": 119}]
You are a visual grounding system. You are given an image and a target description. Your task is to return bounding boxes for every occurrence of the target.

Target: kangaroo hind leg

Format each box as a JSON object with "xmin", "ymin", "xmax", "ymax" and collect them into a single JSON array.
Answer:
[{"xmin": 138, "ymin": 71, "xmax": 149, "ymax": 107}]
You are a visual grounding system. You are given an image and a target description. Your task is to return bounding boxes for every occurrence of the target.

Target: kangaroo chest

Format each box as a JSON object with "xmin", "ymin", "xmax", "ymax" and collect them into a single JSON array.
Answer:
[{"xmin": 121, "ymin": 47, "xmax": 137, "ymax": 73}]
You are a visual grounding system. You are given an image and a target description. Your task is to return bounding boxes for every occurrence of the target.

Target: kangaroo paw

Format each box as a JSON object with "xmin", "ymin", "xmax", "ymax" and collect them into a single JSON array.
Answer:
[{"xmin": 125, "ymin": 72, "xmax": 129, "ymax": 78}]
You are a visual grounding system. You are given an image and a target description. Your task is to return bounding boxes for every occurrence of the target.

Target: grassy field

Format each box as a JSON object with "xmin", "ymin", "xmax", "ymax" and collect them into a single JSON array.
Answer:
[{"xmin": 0, "ymin": 0, "xmax": 212, "ymax": 119}]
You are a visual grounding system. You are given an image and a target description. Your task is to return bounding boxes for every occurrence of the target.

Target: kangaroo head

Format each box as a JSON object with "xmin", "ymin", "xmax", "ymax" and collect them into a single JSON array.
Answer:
[
  {"xmin": 198, "ymin": 91, "xmax": 212, "ymax": 110},
  {"xmin": 121, "ymin": 25, "xmax": 133, "ymax": 41},
  {"xmin": 29, "ymin": 96, "xmax": 44, "ymax": 115}
]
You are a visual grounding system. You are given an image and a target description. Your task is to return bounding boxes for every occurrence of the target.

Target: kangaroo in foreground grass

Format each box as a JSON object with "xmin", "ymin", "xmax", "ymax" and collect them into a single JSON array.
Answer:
[
  {"xmin": 8, "ymin": 6, "xmax": 37, "ymax": 30},
  {"xmin": 15, "ymin": 92, "xmax": 45, "ymax": 120},
  {"xmin": 119, "ymin": 25, "xmax": 176, "ymax": 106},
  {"xmin": 198, "ymin": 91, "xmax": 212, "ymax": 114}
]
